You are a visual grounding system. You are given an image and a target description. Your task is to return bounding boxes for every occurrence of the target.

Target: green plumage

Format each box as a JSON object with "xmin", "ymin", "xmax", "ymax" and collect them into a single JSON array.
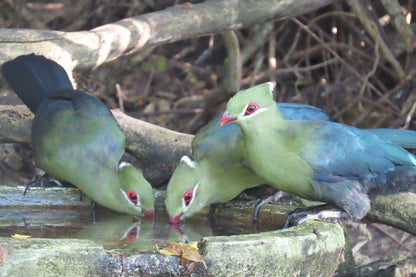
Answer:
[
  {"xmin": 2, "ymin": 54, "xmax": 154, "ymax": 216},
  {"xmin": 166, "ymin": 101, "xmax": 331, "ymax": 222},
  {"xmin": 166, "ymin": 84, "xmax": 416, "ymax": 222},
  {"xmin": 221, "ymin": 82, "xmax": 416, "ymax": 221}
]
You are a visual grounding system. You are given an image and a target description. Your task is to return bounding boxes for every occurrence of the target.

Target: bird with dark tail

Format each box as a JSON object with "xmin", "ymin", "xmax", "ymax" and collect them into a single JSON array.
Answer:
[
  {"xmin": 219, "ymin": 82, "xmax": 416, "ymax": 227},
  {"xmin": 1, "ymin": 54, "xmax": 155, "ymax": 217}
]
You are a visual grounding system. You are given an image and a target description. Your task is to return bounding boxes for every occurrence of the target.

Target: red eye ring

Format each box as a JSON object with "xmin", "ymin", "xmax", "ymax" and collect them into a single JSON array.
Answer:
[
  {"xmin": 245, "ymin": 103, "xmax": 259, "ymax": 115},
  {"xmin": 183, "ymin": 188, "xmax": 193, "ymax": 206},
  {"xmin": 126, "ymin": 190, "xmax": 138, "ymax": 204},
  {"xmin": 125, "ymin": 228, "xmax": 138, "ymax": 242}
]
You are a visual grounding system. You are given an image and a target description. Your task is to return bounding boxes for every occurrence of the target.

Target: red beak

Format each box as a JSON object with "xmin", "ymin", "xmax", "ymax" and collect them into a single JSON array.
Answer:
[
  {"xmin": 220, "ymin": 111, "xmax": 237, "ymax": 125},
  {"xmin": 169, "ymin": 212, "xmax": 183, "ymax": 223},
  {"xmin": 142, "ymin": 208, "xmax": 155, "ymax": 218},
  {"xmin": 169, "ymin": 223, "xmax": 184, "ymax": 234}
]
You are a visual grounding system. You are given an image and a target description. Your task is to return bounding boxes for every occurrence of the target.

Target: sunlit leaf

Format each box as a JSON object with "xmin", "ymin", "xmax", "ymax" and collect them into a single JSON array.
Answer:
[
  {"xmin": 158, "ymin": 242, "xmax": 182, "ymax": 256},
  {"xmin": 181, "ymin": 243, "xmax": 207, "ymax": 269},
  {"xmin": 11, "ymin": 234, "xmax": 31, "ymax": 238},
  {"xmin": 188, "ymin": 241, "xmax": 198, "ymax": 249}
]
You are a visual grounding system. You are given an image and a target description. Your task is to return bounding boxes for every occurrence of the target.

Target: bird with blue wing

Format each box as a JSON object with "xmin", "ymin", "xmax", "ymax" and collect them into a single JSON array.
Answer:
[
  {"xmin": 166, "ymin": 86, "xmax": 416, "ymax": 223},
  {"xmin": 220, "ymin": 82, "xmax": 416, "ymax": 226},
  {"xmin": 166, "ymin": 102, "xmax": 331, "ymax": 222}
]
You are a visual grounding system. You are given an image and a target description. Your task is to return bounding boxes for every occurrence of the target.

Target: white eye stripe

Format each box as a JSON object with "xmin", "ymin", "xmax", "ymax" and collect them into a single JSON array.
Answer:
[
  {"xmin": 120, "ymin": 188, "xmax": 141, "ymax": 207},
  {"xmin": 240, "ymin": 104, "xmax": 250, "ymax": 116},
  {"xmin": 182, "ymin": 182, "xmax": 199, "ymax": 211},
  {"xmin": 240, "ymin": 105, "xmax": 268, "ymax": 118},
  {"xmin": 120, "ymin": 225, "xmax": 140, "ymax": 241}
]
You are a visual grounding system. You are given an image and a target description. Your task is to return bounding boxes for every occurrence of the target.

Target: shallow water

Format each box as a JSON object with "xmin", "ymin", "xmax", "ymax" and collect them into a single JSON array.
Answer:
[
  {"xmin": 0, "ymin": 186, "xmax": 285, "ymax": 251},
  {"xmin": 1, "ymin": 186, "xmax": 415, "ymax": 265}
]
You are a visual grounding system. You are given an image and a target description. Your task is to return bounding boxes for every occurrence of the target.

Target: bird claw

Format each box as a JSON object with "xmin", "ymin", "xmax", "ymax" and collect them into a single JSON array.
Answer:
[
  {"xmin": 90, "ymin": 200, "xmax": 97, "ymax": 223},
  {"xmin": 283, "ymin": 204, "xmax": 351, "ymax": 229},
  {"xmin": 251, "ymin": 191, "xmax": 293, "ymax": 222},
  {"xmin": 243, "ymin": 199, "xmax": 261, "ymax": 208},
  {"xmin": 23, "ymin": 174, "xmax": 61, "ymax": 195}
]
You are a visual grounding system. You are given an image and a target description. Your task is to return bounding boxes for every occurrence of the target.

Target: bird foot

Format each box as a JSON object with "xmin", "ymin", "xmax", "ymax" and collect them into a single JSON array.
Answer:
[
  {"xmin": 283, "ymin": 204, "xmax": 351, "ymax": 229},
  {"xmin": 244, "ymin": 198, "xmax": 261, "ymax": 208},
  {"xmin": 23, "ymin": 174, "xmax": 62, "ymax": 195},
  {"xmin": 90, "ymin": 200, "xmax": 96, "ymax": 223},
  {"xmin": 207, "ymin": 203, "xmax": 223, "ymax": 223},
  {"xmin": 251, "ymin": 191, "xmax": 295, "ymax": 222}
]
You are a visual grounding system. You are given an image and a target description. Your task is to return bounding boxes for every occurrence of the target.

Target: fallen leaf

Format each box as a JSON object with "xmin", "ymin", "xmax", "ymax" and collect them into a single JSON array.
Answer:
[
  {"xmin": 182, "ymin": 259, "xmax": 195, "ymax": 275},
  {"xmin": 11, "ymin": 234, "xmax": 31, "ymax": 239},
  {"xmin": 181, "ymin": 244, "xmax": 207, "ymax": 269},
  {"xmin": 188, "ymin": 241, "xmax": 198, "ymax": 249},
  {"xmin": 0, "ymin": 244, "xmax": 5, "ymax": 265},
  {"xmin": 158, "ymin": 241, "xmax": 207, "ymax": 270},
  {"xmin": 158, "ymin": 242, "xmax": 182, "ymax": 256}
]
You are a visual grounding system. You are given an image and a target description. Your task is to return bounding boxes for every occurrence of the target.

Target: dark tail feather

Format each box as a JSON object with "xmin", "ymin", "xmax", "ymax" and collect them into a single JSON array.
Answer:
[
  {"xmin": 368, "ymin": 166, "xmax": 416, "ymax": 197},
  {"xmin": 1, "ymin": 54, "xmax": 73, "ymax": 113}
]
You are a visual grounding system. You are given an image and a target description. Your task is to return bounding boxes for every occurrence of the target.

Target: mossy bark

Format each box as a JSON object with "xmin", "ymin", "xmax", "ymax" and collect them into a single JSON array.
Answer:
[{"xmin": 367, "ymin": 192, "xmax": 416, "ymax": 236}]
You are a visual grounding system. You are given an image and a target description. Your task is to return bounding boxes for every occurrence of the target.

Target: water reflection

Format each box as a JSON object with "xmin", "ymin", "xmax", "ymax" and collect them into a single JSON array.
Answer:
[{"xmin": 0, "ymin": 201, "xmax": 284, "ymax": 251}]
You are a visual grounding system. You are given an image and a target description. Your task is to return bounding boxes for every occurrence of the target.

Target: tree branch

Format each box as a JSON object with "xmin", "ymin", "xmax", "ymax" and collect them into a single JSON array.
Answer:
[{"xmin": 0, "ymin": 0, "xmax": 335, "ymax": 72}]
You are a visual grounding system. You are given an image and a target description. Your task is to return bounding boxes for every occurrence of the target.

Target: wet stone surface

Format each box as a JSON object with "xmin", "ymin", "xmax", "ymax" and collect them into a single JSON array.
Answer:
[{"xmin": 0, "ymin": 186, "xmax": 346, "ymax": 276}]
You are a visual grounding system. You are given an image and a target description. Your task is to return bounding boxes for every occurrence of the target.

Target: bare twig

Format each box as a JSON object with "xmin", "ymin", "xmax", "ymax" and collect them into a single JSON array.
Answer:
[
  {"xmin": 115, "ymin": 83, "xmax": 125, "ymax": 113},
  {"xmin": 0, "ymin": 0, "xmax": 336, "ymax": 71},
  {"xmin": 348, "ymin": 0, "xmax": 405, "ymax": 80},
  {"xmin": 130, "ymin": 108, "xmax": 203, "ymax": 117},
  {"xmin": 241, "ymin": 22, "xmax": 274, "ymax": 65},
  {"xmin": 292, "ymin": 17, "xmax": 400, "ymax": 113},
  {"xmin": 380, "ymin": 0, "xmax": 416, "ymax": 54},
  {"xmin": 357, "ymin": 21, "xmax": 381, "ymax": 111},
  {"xmin": 371, "ymin": 223, "xmax": 416, "ymax": 257},
  {"xmin": 221, "ymin": 30, "xmax": 241, "ymax": 93}
]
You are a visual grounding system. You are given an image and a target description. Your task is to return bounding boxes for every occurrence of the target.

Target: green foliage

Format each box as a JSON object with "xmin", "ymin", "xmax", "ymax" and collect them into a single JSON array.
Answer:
[{"xmin": 140, "ymin": 56, "xmax": 167, "ymax": 72}]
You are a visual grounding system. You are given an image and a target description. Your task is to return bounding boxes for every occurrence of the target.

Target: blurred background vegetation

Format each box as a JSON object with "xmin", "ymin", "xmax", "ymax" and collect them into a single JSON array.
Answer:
[
  {"xmin": 1, "ymin": 0, "xmax": 416, "ymax": 181},
  {"xmin": 2, "ymin": 0, "xmax": 416, "ymax": 134}
]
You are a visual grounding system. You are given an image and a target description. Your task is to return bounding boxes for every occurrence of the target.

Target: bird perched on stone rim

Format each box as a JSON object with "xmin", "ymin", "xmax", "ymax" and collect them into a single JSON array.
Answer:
[{"xmin": 219, "ymin": 82, "xmax": 416, "ymax": 226}]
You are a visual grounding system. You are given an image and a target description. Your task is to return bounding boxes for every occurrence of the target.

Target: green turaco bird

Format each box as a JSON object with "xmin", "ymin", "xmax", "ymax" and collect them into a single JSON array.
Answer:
[
  {"xmin": 219, "ymin": 82, "xmax": 416, "ymax": 226},
  {"xmin": 166, "ymin": 98, "xmax": 416, "ymax": 223},
  {"xmin": 166, "ymin": 103, "xmax": 332, "ymax": 222},
  {"xmin": 1, "ymin": 54, "xmax": 155, "ymax": 217}
]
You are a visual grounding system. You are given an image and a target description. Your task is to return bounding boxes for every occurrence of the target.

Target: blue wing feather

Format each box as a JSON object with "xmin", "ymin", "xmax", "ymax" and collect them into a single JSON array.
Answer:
[
  {"xmin": 294, "ymin": 121, "xmax": 416, "ymax": 180},
  {"xmin": 192, "ymin": 103, "xmax": 330, "ymax": 162}
]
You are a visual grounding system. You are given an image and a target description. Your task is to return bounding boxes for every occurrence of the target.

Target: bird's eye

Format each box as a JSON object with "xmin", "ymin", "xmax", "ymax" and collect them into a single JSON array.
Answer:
[
  {"xmin": 125, "ymin": 228, "xmax": 138, "ymax": 242},
  {"xmin": 125, "ymin": 190, "xmax": 138, "ymax": 204},
  {"xmin": 183, "ymin": 189, "xmax": 194, "ymax": 207},
  {"xmin": 245, "ymin": 103, "xmax": 259, "ymax": 115}
]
